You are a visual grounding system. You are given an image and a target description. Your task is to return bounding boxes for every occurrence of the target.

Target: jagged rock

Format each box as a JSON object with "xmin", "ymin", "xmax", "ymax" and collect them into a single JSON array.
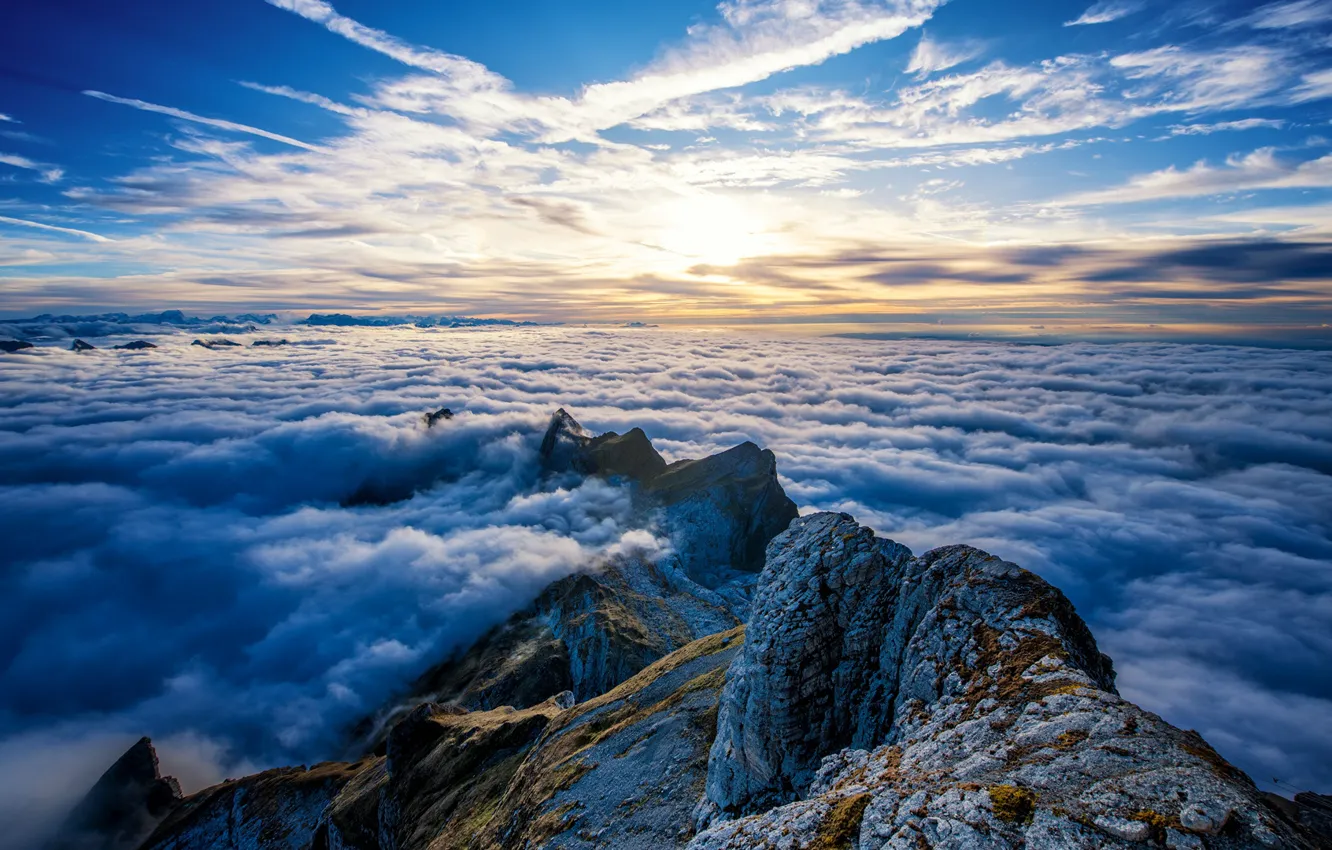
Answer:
[
  {"xmin": 191, "ymin": 338, "xmax": 241, "ymax": 349},
  {"xmin": 424, "ymin": 407, "xmax": 454, "ymax": 427},
  {"xmin": 112, "ymin": 340, "xmax": 156, "ymax": 350},
  {"xmin": 140, "ymin": 761, "xmax": 366, "ymax": 850},
  {"xmin": 252, "ymin": 339, "xmax": 289, "ymax": 347},
  {"xmin": 353, "ymin": 552, "xmax": 743, "ymax": 751},
  {"xmin": 1265, "ymin": 792, "xmax": 1332, "ymax": 843},
  {"xmin": 47, "ymin": 737, "xmax": 182, "ymax": 850},
  {"xmin": 539, "ymin": 409, "xmax": 797, "ymax": 586},
  {"xmin": 71, "ymin": 339, "xmax": 96, "ymax": 351},
  {"xmin": 1, "ymin": 339, "xmax": 34, "ymax": 352},
  {"xmin": 320, "ymin": 627, "xmax": 744, "ymax": 850},
  {"xmin": 349, "ymin": 413, "xmax": 795, "ymax": 749},
  {"xmin": 690, "ymin": 512, "xmax": 1317, "ymax": 849}
]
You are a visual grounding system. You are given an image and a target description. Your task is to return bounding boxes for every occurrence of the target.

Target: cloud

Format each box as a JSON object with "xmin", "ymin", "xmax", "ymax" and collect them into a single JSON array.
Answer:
[
  {"xmin": 1165, "ymin": 118, "xmax": 1286, "ymax": 136},
  {"xmin": 0, "ymin": 215, "xmax": 111, "ymax": 243},
  {"xmin": 0, "ymin": 152, "xmax": 63, "ymax": 183},
  {"xmin": 83, "ymin": 90, "xmax": 322, "ymax": 151},
  {"xmin": 1064, "ymin": 0, "xmax": 1142, "ymax": 26},
  {"xmin": 1243, "ymin": 0, "xmax": 1332, "ymax": 29},
  {"xmin": 0, "ymin": 113, "xmax": 16, "ymax": 123},
  {"xmin": 1056, "ymin": 147, "xmax": 1332, "ymax": 206},
  {"xmin": 905, "ymin": 32, "xmax": 984, "ymax": 76},
  {"xmin": 1293, "ymin": 67, "xmax": 1332, "ymax": 102},
  {"xmin": 1, "ymin": 326, "xmax": 1330, "ymax": 850}
]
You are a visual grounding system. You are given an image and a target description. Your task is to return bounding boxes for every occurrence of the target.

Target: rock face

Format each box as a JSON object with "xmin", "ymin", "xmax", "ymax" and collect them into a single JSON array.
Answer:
[
  {"xmin": 47, "ymin": 737, "xmax": 182, "ymax": 850},
  {"xmin": 324, "ymin": 627, "xmax": 745, "ymax": 850},
  {"xmin": 353, "ymin": 548, "xmax": 750, "ymax": 753},
  {"xmin": 539, "ymin": 408, "xmax": 798, "ymax": 587},
  {"xmin": 1, "ymin": 339, "xmax": 34, "ymax": 352},
  {"xmin": 139, "ymin": 762, "xmax": 366, "ymax": 850},
  {"xmin": 113, "ymin": 340, "xmax": 157, "ymax": 350},
  {"xmin": 423, "ymin": 407, "xmax": 454, "ymax": 427},
  {"xmin": 691, "ymin": 513, "xmax": 1315, "ymax": 849},
  {"xmin": 71, "ymin": 339, "xmax": 96, "ymax": 351}
]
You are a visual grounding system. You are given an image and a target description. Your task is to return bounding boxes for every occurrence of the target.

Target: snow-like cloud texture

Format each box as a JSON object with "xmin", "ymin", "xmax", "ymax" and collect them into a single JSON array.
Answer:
[{"xmin": 2, "ymin": 326, "xmax": 1330, "ymax": 846}]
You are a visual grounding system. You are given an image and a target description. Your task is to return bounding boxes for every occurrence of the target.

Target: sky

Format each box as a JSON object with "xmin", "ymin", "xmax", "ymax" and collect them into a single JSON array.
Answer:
[
  {"xmin": 1, "ymin": 326, "xmax": 1330, "ymax": 849},
  {"xmin": 1, "ymin": 0, "xmax": 1332, "ymax": 338}
]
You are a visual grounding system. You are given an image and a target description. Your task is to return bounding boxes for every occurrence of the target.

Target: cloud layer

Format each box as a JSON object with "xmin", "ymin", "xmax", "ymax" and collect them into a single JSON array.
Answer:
[{"xmin": 1, "ymin": 326, "xmax": 1330, "ymax": 847}]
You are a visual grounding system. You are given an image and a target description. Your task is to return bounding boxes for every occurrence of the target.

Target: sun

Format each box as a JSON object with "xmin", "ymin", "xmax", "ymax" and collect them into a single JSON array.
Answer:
[{"xmin": 654, "ymin": 194, "xmax": 777, "ymax": 267}]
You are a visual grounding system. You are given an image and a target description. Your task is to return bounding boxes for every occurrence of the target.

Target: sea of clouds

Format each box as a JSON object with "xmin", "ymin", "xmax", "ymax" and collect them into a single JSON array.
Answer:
[{"xmin": 1, "ymin": 325, "xmax": 1330, "ymax": 846}]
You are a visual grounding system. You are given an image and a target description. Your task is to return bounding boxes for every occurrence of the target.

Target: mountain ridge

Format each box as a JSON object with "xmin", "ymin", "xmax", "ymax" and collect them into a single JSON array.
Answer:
[{"xmin": 47, "ymin": 412, "xmax": 1329, "ymax": 850}]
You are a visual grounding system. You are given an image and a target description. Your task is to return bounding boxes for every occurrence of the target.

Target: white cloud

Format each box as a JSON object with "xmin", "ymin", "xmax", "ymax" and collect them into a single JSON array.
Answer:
[
  {"xmin": 1064, "ymin": 0, "xmax": 1142, "ymax": 26},
  {"xmin": 1057, "ymin": 147, "xmax": 1332, "ymax": 206},
  {"xmin": 0, "ymin": 215, "xmax": 110, "ymax": 243},
  {"xmin": 0, "ymin": 113, "xmax": 16, "ymax": 123},
  {"xmin": 905, "ymin": 32, "xmax": 984, "ymax": 76},
  {"xmin": 1293, "ymin": 67, "xmax": 1332, "ymax": 102},
  {"xmin": 1167, "ymin": 118, "xmax": 1286, "ymax": 136},
  {"xmin": 1244, "ymin": 0, "xmax": 1332, "ymax": 29},
  {"xmin": 84, "ymin": 90, "xmax": 322, "ymax": 151}
]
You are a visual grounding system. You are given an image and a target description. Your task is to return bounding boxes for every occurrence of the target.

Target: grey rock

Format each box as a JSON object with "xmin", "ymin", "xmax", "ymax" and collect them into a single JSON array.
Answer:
[
  {"xmin": 691, "ymin": 512, "xmax": 1317, "ymax": 850},
  {"xmin": 112, "ymin": 340, "xmax": 157, "ymax": 350},
  {"xmin": 140, "ymin": 761, "xmax": 364, "ymax": 850},
  {"xmin": 424, "ymin": 407, "xmax": 454, "ymax": 427},
  {"xmin": 71, "ymin": 339, "xmax": 96, "ymax": 351}
]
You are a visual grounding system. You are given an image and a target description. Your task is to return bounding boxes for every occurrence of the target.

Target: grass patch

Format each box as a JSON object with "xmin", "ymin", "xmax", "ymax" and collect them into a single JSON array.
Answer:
[
  {"xmin": 989, "ymin": 785, "xmax": 1038, "ymax": 824},
  {"xmin": 809, "ymin": 793, "xmax": 871, "ymax": 850}
]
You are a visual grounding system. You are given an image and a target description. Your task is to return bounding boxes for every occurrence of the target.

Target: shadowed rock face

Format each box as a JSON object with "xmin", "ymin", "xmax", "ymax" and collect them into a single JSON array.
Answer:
[
  {"xmin": 47, "ymin": 737, "xmax": 182, "ymax": 850},
  {"xmin": 112, "ymin": 340, "xmax": 157, "ymax": 350},
  {"xmin": 71, "ymin": 339, "xmax": 96, "ymax": 351},
  {"xmin": 540, "ymin": 408, "xmax": 798, "ymax": 586},
  {"xmin": 1, "ymin": 340, "xmax": 34, "ymax": 352}
]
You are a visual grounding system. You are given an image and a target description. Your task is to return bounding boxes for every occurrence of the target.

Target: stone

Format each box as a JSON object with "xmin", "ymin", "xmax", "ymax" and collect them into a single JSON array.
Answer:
[{"xmin": 424, "ymin": 407, "xmax": 454, "ymax": 426}]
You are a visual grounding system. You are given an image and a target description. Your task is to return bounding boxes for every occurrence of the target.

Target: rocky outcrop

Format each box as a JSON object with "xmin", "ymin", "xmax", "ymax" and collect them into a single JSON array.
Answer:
[
  {"xmin": 112, "ymin": 340, "xmax": 157, "ymax": 350},
  {"xmin": 191, "ymin": 339, "xmax": 240, "ymax": 349},
  {"xmin": 350, "ymin": 412, "xmax": 796, "ymax": 748},
  {"xmin": 252, "ymin": 339, "xmax": 290, "ymax": 347},
  {"xmin": 352, "ymin": 552, "xmax": 743, "ymax": 752},
  {"xmin": 323, "ymin": 627, "xmax": 744, "ymax": 850},
  {"xmin": 139, "ymin": 761, "xmax": 367, "ymax": 850},
  {"xmin": 692, "ymin": 513, "xmax": 1316, "ymax": 849},
  {"xmin": 539, "ymin": 409, "xmax": 797, "ymax": 587},
  {"xmin": 71, "ymin": 339, "xmax": 96, "ymax": 351},
  {"xmin": 1, "ymin": 339, "xmax": 34, "ymax": 352},
  {"xmin": 423, "ymin": 407, "xmax": 454, "ymax": 427},
  {"xmin": 47, "ymin": 737, "xmax": 182, "ymax": 850}
]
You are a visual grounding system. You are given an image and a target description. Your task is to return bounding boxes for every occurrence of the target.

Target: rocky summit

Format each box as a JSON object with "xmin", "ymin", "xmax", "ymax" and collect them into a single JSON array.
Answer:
[{"xmin": 52, "ymin": 413, "xmax": 1328, "ymax": 850}]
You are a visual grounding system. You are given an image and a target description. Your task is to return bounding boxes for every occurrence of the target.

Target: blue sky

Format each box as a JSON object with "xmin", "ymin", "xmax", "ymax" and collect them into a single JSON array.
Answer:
[{"xmin": 2, "ymin": 0, "xmax": 1332, "ymax": 334}]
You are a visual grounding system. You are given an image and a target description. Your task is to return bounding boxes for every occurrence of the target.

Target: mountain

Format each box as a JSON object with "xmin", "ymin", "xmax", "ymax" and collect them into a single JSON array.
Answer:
[
  {"xmin": 46, "ymin": 737, "xmax": 182, "ymax": 850},
  {"xmin": 55, "ymin": 414, "xmax": 1329, "ymax": 850}
]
